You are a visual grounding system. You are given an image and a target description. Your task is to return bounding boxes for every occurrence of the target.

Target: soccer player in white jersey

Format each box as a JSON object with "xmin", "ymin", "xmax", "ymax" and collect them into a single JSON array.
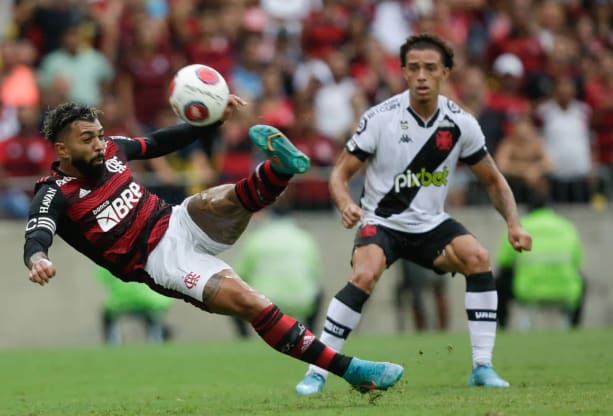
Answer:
[{"xmin": 295, "ymin": 33, "xmax": 533, "ymax": 394}]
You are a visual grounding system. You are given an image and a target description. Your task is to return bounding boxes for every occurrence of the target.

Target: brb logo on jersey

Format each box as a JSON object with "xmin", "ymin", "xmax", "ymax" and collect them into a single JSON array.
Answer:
[
  {"xmin": 93, "ymin": 182, "xmax": 142, "ymax": 232},
  {"xmin": 393, "ymin": 167, "xmax": 449, "ymax": 192}
]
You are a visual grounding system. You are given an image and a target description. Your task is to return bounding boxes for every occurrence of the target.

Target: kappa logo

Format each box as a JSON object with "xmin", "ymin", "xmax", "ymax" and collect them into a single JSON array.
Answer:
[
  {"xmin": 399, "ymin": 134, "xmax": 412, "ymax": 143},
  {"xmin": 93, "ymin": 182, "xmax": 142, "ymax": 232},
  {"xmin": 184, "ymin": 271, "xmax": 201, "ymax": 289}
]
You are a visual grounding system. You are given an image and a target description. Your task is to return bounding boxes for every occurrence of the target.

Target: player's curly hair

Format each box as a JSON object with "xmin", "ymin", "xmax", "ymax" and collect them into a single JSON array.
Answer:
[
  {"xmin": 399, "ymin": 33, "xmax": 455, "ymax": 70},
  {"xmin": 43, "ymin": 102, "xmax": 99, "ymax": 143}
]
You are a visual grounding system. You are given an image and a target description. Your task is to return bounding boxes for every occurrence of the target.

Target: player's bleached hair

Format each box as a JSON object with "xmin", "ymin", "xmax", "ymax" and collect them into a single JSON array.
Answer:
[
  {"xmin": 43, "ymin": 102, "xmax": 99, "ymax": 143},
  {"xmin": 399, "ymin": 33, "xmax": 455, "ymax": 70}
]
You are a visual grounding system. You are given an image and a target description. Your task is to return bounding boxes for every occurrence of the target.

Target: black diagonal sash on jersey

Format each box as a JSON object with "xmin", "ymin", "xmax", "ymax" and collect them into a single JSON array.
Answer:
[{"xmin": 375, "ymin": 116, "xmax": 461, "ymax": 218}]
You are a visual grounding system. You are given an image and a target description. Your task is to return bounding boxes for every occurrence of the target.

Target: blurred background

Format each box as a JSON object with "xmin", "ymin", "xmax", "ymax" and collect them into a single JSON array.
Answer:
[{"xmin": 0, "ymin": 0, "xmax": 612, "ymax": 347}]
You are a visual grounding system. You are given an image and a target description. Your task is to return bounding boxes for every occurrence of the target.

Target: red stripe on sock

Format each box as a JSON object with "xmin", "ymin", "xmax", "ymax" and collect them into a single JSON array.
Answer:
[
  {"xmin": 260, "ymin": 314, "xmax": 296, "ymax": 347},
  {"xmin": 246, "ymin": 176, "xmax": 266, "ymax": 209},
  {"xmin": 251, "ymin": 304, "xmax": 280, "ymax": 332},
  {"xmin": 262, "ymin": 161, "xmax": 290, "ymax": 187},
  {"xmin": 235, "ymin": 179, "xmax": 259, "ymax": 211},
  {"xmin": 314, "ymin": 347, "xmax": 336, "ymax": 369}
]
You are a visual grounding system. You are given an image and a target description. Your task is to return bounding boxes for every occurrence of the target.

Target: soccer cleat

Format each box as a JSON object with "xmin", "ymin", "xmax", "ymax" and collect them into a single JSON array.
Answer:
[
  {"xmin": 295, "ymin": 372, "xmax": 327, "ymax": 395},
  {"xmin": 468, "ymin": 364, "xmax": 510, "ymax": 387},
  {"xmin": 342, "ymin": 358, "xmax": 404, "ymax": 393},
  {"xmin": 249, "ymin": 124, "xmax": 310, "ymax": 174}
]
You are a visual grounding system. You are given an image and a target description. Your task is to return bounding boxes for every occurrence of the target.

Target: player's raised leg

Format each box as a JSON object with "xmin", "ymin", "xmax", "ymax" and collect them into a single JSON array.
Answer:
[{"xmin": 187, "ymin": 125, "xmax": 310, "ymax": 244}]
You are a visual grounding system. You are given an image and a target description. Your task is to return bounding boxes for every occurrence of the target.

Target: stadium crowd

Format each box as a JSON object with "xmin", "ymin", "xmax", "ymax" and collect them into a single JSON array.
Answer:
[{"xmin": 1, "ymin": 0, "xmax": 612, "ymax": 217}]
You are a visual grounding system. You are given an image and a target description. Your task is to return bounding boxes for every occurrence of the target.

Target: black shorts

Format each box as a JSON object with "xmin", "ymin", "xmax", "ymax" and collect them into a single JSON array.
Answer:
[{"xmin": 353, "ymin": 218, "xmax": 470, "ymax": 274}]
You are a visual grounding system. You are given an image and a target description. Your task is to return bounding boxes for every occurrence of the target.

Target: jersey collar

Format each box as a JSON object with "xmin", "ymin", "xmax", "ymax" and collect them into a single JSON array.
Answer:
[{"xmin": 406, "ymin": 106, "xmax": 440, "ymax": 128}]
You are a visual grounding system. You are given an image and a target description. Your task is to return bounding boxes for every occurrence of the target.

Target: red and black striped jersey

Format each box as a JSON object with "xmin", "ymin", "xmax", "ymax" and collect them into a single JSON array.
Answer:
[{"xmin": 26, "ymin": 137, "xmax": 171, "ymax": 281}]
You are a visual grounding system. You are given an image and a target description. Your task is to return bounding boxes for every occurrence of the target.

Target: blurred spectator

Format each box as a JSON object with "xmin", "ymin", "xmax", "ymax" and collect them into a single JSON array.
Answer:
[
  {"xmin": 494, "ymin": 114, "xmax": 552, "ymax": 203},
  {"xmin": 115, "ymin": 17, "xmax": 176, "ymax": 134},
  {"xmin": 536, "ymin": 75, "xmax": 593, "ymax": 203},
  {"xmin": 258, "ymin": 66, "xmax": 295, "ymax": 130},
  {"xmin": 0, "ymin": 39, "xmax": 39, "ymax": 108},
  {"xmin": 301, "ymin": 0, "xmax": 349, "ymax": 60},
  {"xmin": 585, "ymin": 50, "xmax": 613, "ymax": 195},
  {"xmin": 458, "ymin": 66, "xmax": 506, "ymax": 160},
  {"xmin": 96, "ymin": 266, "xmax": 173, "ymax": 345},
  {"xmin": 231, "ymin": 33, "xmax": 265, "ymax": 101},
  {"xmin": 496, "ymin": 191, "xmax": 586, "ymax": 329},
  {"xmin": 289, "ymin": 102, "xmax": 338, "ymax": 210},
  {"xmin": 217, "ymin": 104, "xmax": 257, "ymax": 185},
  {"xmin": 394, "ymin": 260, "xmax": 449, "ymax": 332},
  {"xmin": 232, "ymin": 207, "xmax": 324, "ymax": 338},
  {"xmin": 12, "ymin": 0, "xmax": 87, "ymax": 56},
  {"xmin": 313, "ymin": 50, "xmax": 359, "ymax": 145},
  {"xmin": 184, "ymin": 9, "xmax": 234, "ymax": 81},
  {"xmin": 488, "ymin": 53, "xmax": 531, "ymax": 129},
  {"xmin": 38, "ymin": 19, "xmax": 114, "ymax": 107},
  {"xmin": 0, "ymin": 104, "xmax": 19, "ymax": 142},
  {"xmin": 371, "ymin": 0, "xmax": 415, "ymax": 55},
  {"xmin": 486, "ymin": 0, "xmax": 547, "ymax": 91},
  {"xmin": 0, "ymin": 106, "xmax": 53, "ymax": 219}
]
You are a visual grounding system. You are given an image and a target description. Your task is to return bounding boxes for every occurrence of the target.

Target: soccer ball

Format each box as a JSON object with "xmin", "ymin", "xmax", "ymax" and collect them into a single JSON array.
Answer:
[{"xmin": 169, "ymin": 64, "xmax": 230, "ymax": 126}]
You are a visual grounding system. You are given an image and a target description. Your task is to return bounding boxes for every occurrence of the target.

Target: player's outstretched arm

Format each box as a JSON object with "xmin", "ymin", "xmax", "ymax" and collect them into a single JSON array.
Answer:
[
  {"xmin": 23, "ymin": 184, "xmax": 65, "ymax": 284},
  {"xmin": 120, "ymin": 95, "xmax": 247, "ymax": 160},
  {"xmin": 329, "ymin": 149, "xmax": 365, "ymax": 229},
  {"xmin": 469, "ymin": 153, "xmax": 532, "ymax": 252}
]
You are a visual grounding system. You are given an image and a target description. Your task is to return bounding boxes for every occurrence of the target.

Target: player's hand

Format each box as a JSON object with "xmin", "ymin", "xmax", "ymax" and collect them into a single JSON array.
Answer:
[
  {"xmin": 340, "ymin": 202, "xmax": 364, "ymax": 229},
  {"xmin": 508, "ymin": 224, "xmax": 532, "ymax": 253},
  {"xmin": 29, "ymin": 258, "xmax": 56, "ymax": 286},
  {"xmin": 221, "ymin": 94, "xmax": 247, "ymax": 121}
]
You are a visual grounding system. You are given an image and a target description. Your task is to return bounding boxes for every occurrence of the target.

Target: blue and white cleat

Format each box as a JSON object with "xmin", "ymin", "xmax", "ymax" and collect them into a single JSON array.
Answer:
[
  {"xmin": 248, "ymin": 124, "xmax": 310, "ymax": 174},
  {"xmin": 295, "ymin": 372, "xmax": 327, "ymax": 395},
  {"xmin": 342, "ymin": 358, "xmax": 404, "ymax": 393},
  {"xmin": 468, "ymin": 364, "xmax": 510, "ymax": 387}
]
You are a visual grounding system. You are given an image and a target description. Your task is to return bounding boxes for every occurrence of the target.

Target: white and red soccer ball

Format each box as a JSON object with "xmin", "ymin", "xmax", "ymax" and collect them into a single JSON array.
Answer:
[{"xmin": 169, "ymin": 64, "xmax": 230, "ymax": 126}]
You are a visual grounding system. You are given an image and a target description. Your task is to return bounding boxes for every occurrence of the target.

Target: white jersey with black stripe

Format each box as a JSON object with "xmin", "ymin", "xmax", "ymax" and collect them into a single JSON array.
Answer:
[{"xmin": 346, "ymin": 90, "xmax": 487, "ymax": 233}]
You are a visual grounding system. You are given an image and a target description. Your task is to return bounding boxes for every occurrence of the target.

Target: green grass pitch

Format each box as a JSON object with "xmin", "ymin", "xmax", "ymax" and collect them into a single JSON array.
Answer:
[{"xmin": 1, "ymin": 329, "xmax": 612, "ymax": 415}]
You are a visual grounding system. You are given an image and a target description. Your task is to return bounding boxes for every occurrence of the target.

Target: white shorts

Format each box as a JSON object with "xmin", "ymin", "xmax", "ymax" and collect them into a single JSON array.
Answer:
[{"xmin": 144, "ymin": 199, "xmax": 233, "ymax": 301}]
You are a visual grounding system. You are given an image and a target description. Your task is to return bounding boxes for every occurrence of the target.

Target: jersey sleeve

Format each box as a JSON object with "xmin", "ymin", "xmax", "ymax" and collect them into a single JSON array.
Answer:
[
  {"xmin": 111, "ymin": 123, "xmax": 221, "ymax": 160},
  {"xmin": 346, "ymin": 112, "xmax": 379, "ymax": 161},
  {"xmin": 110, "ymin": 135, "xmax": 146, "ymax": 160},
  {"xmin": 23, "ymin": 183, "xmax": 67, "ymax": 267},
  {"xmin": 458, "ymin": 114, "xmax": 487, "ymax": 165}
]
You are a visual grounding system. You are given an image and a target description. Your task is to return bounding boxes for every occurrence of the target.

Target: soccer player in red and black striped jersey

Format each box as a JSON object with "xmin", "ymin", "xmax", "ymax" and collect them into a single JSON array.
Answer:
[{"xmin": 23, "ymin": 99, "xmax": 403, "ymax": 393}]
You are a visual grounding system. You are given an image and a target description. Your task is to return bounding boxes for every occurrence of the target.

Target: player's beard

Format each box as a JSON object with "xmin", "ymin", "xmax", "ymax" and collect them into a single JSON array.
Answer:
[{"xmin": 73, "ymin": 155, "xmax": 105, "ymax": 178}]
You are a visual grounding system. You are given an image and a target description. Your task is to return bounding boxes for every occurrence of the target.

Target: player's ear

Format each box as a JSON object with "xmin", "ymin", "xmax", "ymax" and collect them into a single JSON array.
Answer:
[
  {"xmin": 441, "ymin": 66, "xmax": 451, "ymax": 80},
  {"xmin": 54, "ymin": 141, "xmax": 69, "ymax": 159}
]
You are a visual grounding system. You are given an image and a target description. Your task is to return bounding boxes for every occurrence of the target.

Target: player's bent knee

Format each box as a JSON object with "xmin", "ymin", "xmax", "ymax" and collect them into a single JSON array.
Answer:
[
  {"xmin": 351, "ymin": 268, "xmax": 381, "ymax": 293},
  {"xmin": 205, "ymin": 273, "xmax": 270, "ymax": 319},
  {"xmin": 462, "ymin": 248, "xmax": 490, "ymax": 274}
]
